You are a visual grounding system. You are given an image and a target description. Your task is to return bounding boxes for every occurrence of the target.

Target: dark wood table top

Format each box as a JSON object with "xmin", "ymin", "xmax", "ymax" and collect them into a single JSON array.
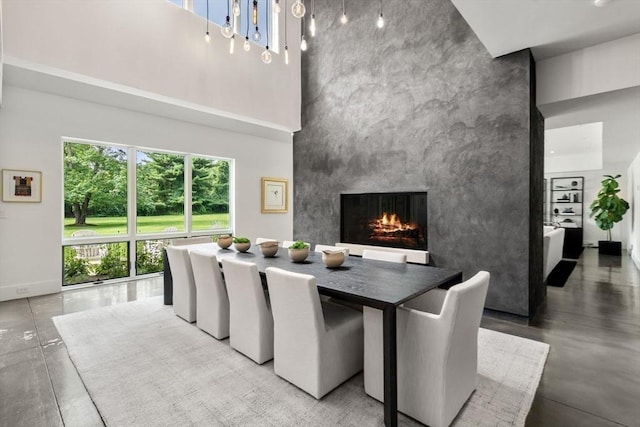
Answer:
[{"xmin": 194, "ymin": 245, "xmax": 462, "ymax": 310}]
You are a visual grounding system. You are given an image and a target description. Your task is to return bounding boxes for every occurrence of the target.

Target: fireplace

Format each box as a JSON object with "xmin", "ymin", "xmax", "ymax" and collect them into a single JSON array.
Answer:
[{"xmin": 340, "ymin": 192, "xmax": 428, "ymax": 250}]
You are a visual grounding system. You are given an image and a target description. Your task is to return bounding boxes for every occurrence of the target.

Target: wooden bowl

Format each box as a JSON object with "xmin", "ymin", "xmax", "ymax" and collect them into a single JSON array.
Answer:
[
  {"xmin": 217, "ymin": 235, "xmax": 233, "ymax": 249},
  {"xmin": 322, "ymin": 250, "xmax": 345, "ymax": 268},
  {"xmin": 234, "ymin": 242, "xmax": 251, "ymax": 252},
  {"xmin": 289, "ymin": 247, "xmax": 310, "ymax": 263},
  {"xmin": 259, "ymin": 241, "xmax": 279, "ymax": 257}
]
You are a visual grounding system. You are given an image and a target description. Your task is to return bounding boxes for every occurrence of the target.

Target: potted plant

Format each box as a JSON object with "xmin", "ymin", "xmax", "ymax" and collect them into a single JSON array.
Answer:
[
  {"xmin": 589, "ymin": 174, "xmax": 629, "ymax": 256},
  {"xmin": 288, "ymin": 240, "xmax": 310, "ymax": 262},
  {"xmin": 233, "ymin": 237, "xmax": 251, "ymax": 252}
]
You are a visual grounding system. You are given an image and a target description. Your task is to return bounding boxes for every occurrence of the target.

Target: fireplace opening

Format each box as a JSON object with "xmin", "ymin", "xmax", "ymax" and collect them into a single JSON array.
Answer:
[{"xmin": 340, "ymin": 192, "xmax": 428, "ymax": 250}]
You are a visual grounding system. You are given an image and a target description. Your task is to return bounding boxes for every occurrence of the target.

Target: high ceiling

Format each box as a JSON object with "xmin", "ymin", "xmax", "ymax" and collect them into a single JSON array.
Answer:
[
  {"xmin": 450, "ymin": 0, "xmax": 640, "ymax": 169},
  {"xmin": 450, "ymin": 0, "xmax": 640, "ymax": 60}
]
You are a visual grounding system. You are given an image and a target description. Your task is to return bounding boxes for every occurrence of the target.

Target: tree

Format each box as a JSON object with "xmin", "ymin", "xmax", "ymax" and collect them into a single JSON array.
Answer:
[
  {"xmin": 191, "ymin": 158, "xmax": 229, "ymax": 214},
  {"xmin": 136, "ymin": 153, "xmax": 184, "ymax": 216},
  {"xmin": 64, "ymin": 143, "xmax": 127, "ymax": 225}
]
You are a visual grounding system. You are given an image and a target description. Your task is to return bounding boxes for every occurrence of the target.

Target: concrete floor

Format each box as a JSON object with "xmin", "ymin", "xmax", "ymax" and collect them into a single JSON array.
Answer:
[{"xmin": 1, "ymin": 248, "xmax": 638, "ymax": 426}]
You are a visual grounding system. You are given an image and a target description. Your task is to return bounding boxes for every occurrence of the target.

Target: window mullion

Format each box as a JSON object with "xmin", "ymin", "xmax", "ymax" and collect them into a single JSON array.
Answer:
[
  {"xmin": 128, "ymin": 147, "xmax": 137, "ymax": 277},
  {"xmin": 185, "ymin": 154, "xmax": 193, "ymax": 235}
]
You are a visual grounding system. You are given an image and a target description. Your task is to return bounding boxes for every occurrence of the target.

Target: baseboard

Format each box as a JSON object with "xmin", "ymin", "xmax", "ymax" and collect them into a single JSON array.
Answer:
[
  {"xmin": 335, "ymin": 242, "xmax": 429, "ymax": 264},
  {"xmin": 0, "ymin": 280, "xmax": 61, "ymax": 302}
]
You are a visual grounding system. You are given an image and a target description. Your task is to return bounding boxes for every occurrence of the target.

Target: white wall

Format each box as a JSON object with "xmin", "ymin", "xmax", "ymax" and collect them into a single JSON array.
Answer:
[
  {"xmin": 546, "ymin": 166, "xmax": 630, "ymax": 248},
  {"xmin": 628, "ymin": 152, "xmax": 640, "ymax": 270},
  {"xmin": 0, "ymin": 85, "xmax": 293, "ymax": 301},
  {"xmin": 1, "ymin": 0, "xmax": 301, "ymax": 131},
  {"xmin": 537, "ymin": 33, "xmax": 640, "ymax": 106}
]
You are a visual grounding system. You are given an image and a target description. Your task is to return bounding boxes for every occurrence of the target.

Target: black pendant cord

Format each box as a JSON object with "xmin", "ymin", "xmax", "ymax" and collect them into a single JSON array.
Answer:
[
  {"xmin": 266, "ymin": 0, "xmax": 270, "ymax": 49},
  {"xmin": 245, "ymin": 0, "xmax": 251, "ymax": 41}
]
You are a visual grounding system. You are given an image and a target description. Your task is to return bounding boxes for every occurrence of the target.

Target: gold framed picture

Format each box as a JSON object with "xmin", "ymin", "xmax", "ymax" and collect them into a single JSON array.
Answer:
[
  {"xmin": 2, "ymin": 169, "xmax": 42, "ymax": 203},
  {"xmin": 261, "ymin": 177, "xmax": 288, "ymax": 213}
]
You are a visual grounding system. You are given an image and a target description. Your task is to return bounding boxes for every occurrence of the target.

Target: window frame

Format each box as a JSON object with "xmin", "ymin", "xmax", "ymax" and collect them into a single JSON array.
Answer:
[{"xmin": 62, "ymin": 137, "xmax": 234, "ymax": 285}]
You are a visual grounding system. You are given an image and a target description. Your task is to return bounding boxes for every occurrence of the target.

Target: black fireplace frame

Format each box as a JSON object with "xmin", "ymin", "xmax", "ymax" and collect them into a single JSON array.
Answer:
[{"xmin": 340, "ymin": 191, "xmax": 428, "ymax": 251}]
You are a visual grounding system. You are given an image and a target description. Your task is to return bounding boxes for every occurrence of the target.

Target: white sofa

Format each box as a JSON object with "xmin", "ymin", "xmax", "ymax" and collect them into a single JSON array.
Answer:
[{"xmin": 543, "ymin": 227, "xmax": 565, "ymax": 280}]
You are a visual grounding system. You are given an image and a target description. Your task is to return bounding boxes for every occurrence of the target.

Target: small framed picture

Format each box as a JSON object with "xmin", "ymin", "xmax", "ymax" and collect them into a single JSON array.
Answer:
[
  {"xmin": 261, "ymin": 177, "xmax": 288, "ymax": 213},
  {"xmin": 2, "ymin": 169, "xmax": 42, "ymax": 203}
]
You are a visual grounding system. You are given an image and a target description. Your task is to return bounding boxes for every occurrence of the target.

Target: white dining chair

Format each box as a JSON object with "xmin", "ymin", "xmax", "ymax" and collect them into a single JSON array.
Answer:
[
  {"xmin": 189, "ymin": 251, "xmax": 230, "ymax": 340},
  {"xmin": 165, "ymin": 246, "xmax": 197, "ymax": 323},
  {"xmin": 265, "ymin": 267, "xmax": 364, "ymax": 399},
  {"xmin": 256, "ymin": 237, "xmax": 278, "ymax": 245},
  {"xmin": 220, "ymin": 258, "xmax": 274, "ymax": 364},
  {"xmin": 314, "ymin": 244, "xmax": 349, "ymax": 256},
  {"xmin": 362, "ymin": 249, "xmax": 407, "ymax": 263},
  {"xmin": 364, "ymin": 271, "xmax": 490, "ymax": 427}
]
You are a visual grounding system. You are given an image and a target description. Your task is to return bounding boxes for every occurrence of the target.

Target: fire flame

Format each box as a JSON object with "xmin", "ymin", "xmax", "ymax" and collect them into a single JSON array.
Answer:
[{"xmin": 371, "ymin": 212, "xmax": 417, "ymax": 233}]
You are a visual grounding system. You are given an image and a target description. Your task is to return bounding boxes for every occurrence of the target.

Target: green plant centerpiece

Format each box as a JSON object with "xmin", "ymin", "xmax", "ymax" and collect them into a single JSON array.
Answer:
[
  {"xmin": 288, "ymin": 240, "xmax": 310, "ymax": 262},
  {"xmin": 589, "ymin": 174, "xmax": 629, "ymax": 255},
  {"xmin": 233, "ymin": 236, "xmax": 251, "ymax": 252}
]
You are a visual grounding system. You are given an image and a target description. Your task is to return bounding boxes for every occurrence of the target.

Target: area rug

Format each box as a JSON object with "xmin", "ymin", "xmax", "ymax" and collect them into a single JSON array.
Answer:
[
  {"xmin": 53, "ymin": 297, "xmax": 549, "ymax": 426},
  {"xmin": 546, "ymin": 259, "xmax": 578, "ymax": 287}
]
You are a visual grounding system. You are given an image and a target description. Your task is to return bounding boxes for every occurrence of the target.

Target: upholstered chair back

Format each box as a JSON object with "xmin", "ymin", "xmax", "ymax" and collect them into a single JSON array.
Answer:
[{"xmin": 165, "ymin": 246, "xmax": 197, "ymax": 323}]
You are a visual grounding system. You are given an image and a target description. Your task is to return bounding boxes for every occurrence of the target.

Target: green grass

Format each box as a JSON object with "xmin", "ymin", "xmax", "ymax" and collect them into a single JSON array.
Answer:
[{"xmin": 64, "ymin": 214, "xmax": 230, "ymax": 238}]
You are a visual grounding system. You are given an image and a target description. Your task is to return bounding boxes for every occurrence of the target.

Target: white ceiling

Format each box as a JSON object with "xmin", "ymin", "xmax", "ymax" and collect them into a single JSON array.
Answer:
[
  {"xmin": 450, "ymin": 0, "xmax": 640, "ymax": 60},
  {"xmin": 450, "ymin": 0, "xmax": 640, "ymax": 170}
]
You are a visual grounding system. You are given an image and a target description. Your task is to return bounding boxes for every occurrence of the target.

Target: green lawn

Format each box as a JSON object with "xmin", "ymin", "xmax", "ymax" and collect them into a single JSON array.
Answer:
[{"xmin": 64, "ymin": 214, "xmax": 230, "ymax": 238}]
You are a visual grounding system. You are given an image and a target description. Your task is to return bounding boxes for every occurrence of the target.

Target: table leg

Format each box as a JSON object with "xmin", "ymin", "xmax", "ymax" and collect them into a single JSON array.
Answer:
[
  {"xmin": 383, "ymin": 305, "xmax": 398, "ymax": 427},
  {"xmin": 163, "ymin": 249, "xmax": 173, "ymax": 305}
]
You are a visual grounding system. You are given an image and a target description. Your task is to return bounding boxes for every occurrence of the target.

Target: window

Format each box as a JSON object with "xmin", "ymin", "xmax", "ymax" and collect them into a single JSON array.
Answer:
[
  {"xmin": 63, "ymin": 140, "xmax": 233, "ymax": 285},
  {"xmin": 191, "ymin": 0, "xmax": 275, "ymax": 49},
  {"xmin": 192, "ymin": 156, "xmax": 230, "ymax": 231},
  {"xmin": 63, "ymin": 142, "xmax": 128, "ymax": 237},
  {"xmin": 136, "ymin": 151, "xmax": 185, "ymax": 233}
]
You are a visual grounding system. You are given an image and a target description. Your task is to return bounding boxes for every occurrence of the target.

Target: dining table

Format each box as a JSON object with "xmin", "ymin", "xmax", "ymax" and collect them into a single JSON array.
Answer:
[{"xmin": 163, "ymin": 244, "xmax": 462, "ymax": 427}]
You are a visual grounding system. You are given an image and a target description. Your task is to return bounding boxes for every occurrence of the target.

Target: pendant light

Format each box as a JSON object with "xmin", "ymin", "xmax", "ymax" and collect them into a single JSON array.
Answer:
[
  {"xmin": 300, "ymin": 16, "xmax": 308, "ymax": 51},
  {"xmin": 309, "ymin": 0, "xmax": 316, "ymax": 37},
  {"xmin": 253, "ymin": 0, "xmax": 261, "ymax": 41},
  {"xmin": 376, "ymin": 0, "xmax": 384, "ymax": 28},
  {"xmin": 261, "ymin": 0, "xmax": 272, "ymax": 63},
  {"xmin": 291, "ymin": 0, "xmax": 306, "ymax": 18},
  {"xmin": 284, "ymin": 0, "xmax": 289, "ymax": 64},
  {"xmin": 229, "ymin": 34, "xmax": 235, "ymax": 54},
  {"xmin": 244, "ymin": 0, "xmax": 251, "ymax": 51},
  {"xmin": 340, "ymin": 0, "xmax": 348, "ymax": 24},
  {"xmin": 222, "ymin": 0, "xmax": 234, "ymax": 38},
  {"xmin": 274, "ymin": 0, "xmax": 281, "ymax": 14},
  {"xmin": 204, "ymin": 0, "xmax": 211, "ymax": 42},
  {"xmin": 232, "ymin": 0, "xmax": 241, "ymax": 16}
]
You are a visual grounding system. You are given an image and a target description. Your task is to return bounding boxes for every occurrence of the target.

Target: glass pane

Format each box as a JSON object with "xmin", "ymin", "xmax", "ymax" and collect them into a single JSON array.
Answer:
[
  {"xmin": 63, "ymin": 142, "xmax": 128, "ymax": 237},
  {"xmin": 238, "ymin": 0, "xmax": 270, "ymax": 48},
  {"xmin": 136, "ymin": 151, "xmax": 185, "ymax": 234},
  {"xmin": 63, "ymin": 242, "xmax": 129, "ymax": 286},
  {"xmin": 193, "ymin": 0, "xmax": 228, "ymax": 26},
  {"xmin": 192, "ymin": 0, "xmax": 271, "ymax": 48},
  {"xmin": 192, "ymin": 157, "xmax": 231, "ymax": 232},
  {"xmin": 167, "ymin": 0, "xmax": 183, "ymax": 7},
  {"xmin": 136, "ymin": 239, "xmax": 169, "ymax": 276}
]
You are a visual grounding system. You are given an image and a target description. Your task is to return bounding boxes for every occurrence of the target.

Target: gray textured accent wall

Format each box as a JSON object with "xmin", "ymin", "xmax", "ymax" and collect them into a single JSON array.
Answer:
[{"xmin": 294, "ymin": 0, "xmax": 540, "ymax": 316}]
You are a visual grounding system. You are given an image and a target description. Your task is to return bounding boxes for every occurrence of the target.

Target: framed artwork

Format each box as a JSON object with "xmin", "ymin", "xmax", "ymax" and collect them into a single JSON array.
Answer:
[
  {"xmin": 2, "ymin": 169, "xmax": 42, "ymax": 203},
  {"xmin": 261, "ymin": 177, "xmax": 288, "ymax": 213}
]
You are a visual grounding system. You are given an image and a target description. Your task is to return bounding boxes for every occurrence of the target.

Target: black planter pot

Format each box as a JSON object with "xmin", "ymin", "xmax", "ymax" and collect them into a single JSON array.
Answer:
[{"xmin": 598, "ymin": 241, "xmax": 622, "ymax": 256}]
